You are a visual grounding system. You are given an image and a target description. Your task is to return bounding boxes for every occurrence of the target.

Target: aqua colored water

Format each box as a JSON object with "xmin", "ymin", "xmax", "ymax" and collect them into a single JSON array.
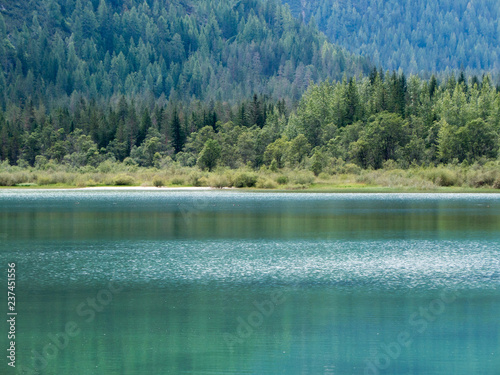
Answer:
[{"xmin": 0, "ymin": 191, "xmax": 499, "ymax": 374}]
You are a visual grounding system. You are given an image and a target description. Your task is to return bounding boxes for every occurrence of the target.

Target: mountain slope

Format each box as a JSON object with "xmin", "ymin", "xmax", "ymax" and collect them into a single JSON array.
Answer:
[
  {"xmin": 282, "ymin": 0, "xmax": 500, "ymax": 74},
  {"xmin": 0, "ymin": 0, "xmax": 370, "ymax": 108}
]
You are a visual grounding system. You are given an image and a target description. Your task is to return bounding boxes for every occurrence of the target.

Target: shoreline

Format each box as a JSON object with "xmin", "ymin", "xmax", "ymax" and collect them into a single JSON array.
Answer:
[
  {"xmin": 77, "ymin": 186, "xmax": 215, "ymax": 191},
  {"xmin": 1, "ymin": 185, "xmax": 499, "ymax": 193}
]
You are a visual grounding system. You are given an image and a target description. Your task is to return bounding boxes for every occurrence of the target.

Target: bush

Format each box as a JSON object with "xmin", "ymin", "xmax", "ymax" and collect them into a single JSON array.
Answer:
[
  {"xmin": 12, "ymin": 172, "xmax": 31, "ymax": 185},
  {"xmin": 256, "ymin": 177, "xmax": 277, "ymax": 189},
  {"xmin": 187, "ymin": 171, "xmax": 203, "ymax": 186},
  {"xmin": 291, "ymin": 171, "xmax": 315, "ymax": 185},
  {"xmin": 317, "ymin": 172, "xmax": 330, "ymax": 181},
  {"xmin": 276, "ymin": 175, "xmax": 288, "ymax": 185},
  {"xmin": 75, "ymin": 177, "xmax": 97, "ymax": 188},
  {"xmin": 207, "ymin": 174, "xmax": 230, "ymax": 188},
  {"xmin": 467, "ymin": 170, "xmax": 497, "ymax": 187},
  {"xmin": 198, "ymin": 176, "xmax": 210, "ymax": 187},
  {"xmin": 343, "ymin": 163, "xmax": 362, "ymax": 175},
  {"xmin": 113, "ymin": 174, "xmax": 135, "ymax": 186},
  {"xmin": 232, "ymin": 172, "xmax": 258, "ymax": 187},
  {"xmin": 0, "ymin": 173, "xmax": 14, "ymax": 186},
  {"xmin": 493, "ymin": 177, "xmax": 500, "ymax": 189},
  {"xmin": 152, "ymin": 176, "xmax": 165, "ymax": 187},
  {"xmin": 170, "ymin": 176, "xmax": 185, "ymax": 185},
  {"xmin": 98, "ymin": 160, "xmax": 116, "ymax": 173},
  {"xmin": 424, "ymin": 168, "xmax": 459, "ymax": 187},
  {"xmin": 37, "ymin": 175, "xmax": 55, "ymax": 185}
]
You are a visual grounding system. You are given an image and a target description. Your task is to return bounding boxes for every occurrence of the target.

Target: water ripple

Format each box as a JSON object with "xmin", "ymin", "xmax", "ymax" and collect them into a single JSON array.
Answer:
[{"xmin": 12, "ymin": 239, "xmax": 500, "ymax": 292}]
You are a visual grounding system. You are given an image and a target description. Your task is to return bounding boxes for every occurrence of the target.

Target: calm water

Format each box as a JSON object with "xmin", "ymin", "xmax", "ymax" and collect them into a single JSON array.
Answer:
[{"xmin": 0, "ymin": 191, "xmax": 499, "ymax": 374}]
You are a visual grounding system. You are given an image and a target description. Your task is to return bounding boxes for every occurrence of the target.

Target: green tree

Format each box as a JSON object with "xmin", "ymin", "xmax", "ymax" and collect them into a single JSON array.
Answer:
[
  {"xmin": 264, "ymin": 137, "xmax": 290, "ymax": 168},
  {"xmin": 287, "ymin": 134, "xmax": 311, "ymax": 166},
  {"xmin": 197, "ymin": 139, "xmax": 221, "ymax": 171},
  {"xmin": 170, "ymin": 107, "xmax": 183, "ymax": 153}
]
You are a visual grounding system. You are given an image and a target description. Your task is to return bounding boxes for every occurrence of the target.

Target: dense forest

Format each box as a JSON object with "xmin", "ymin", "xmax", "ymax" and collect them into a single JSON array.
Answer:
[
  {"xmin": 1, "ymin": 71, "xmax": 499, "ymax": 174},
  {"xmin": 0, "ymin": 0, "xmax": 368, "ymax": 108},
  {"xmin": 282, "ymin": 0, "xmax": 500, "ymax": 74}
]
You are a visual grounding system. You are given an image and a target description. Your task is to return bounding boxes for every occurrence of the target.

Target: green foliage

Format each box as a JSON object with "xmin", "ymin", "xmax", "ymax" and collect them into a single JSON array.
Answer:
[
  {"xmin": 1, "ymin": 72, "xmax": 499, "ymax": 174},
  {"xmin": 197, "ymin": 139, "xmax": 221, "ymax": 171},
  {"xmin": 282, "ymin": 0, "xmax": 500, "ymax": 74},
  {"xmin": 493, "ymin": 177, "xmax": 500, "ymax": 189},
  {"xmin": 113, "ymin": 174, "xmax": 135, "ymax": 186},
  {"xmin": 0, "ymin": 0, "xmax": 368, "ymax": 106},
  {"xmin": 287, "ymin": 134, "xmax": 311, "ymax": 166},
  {"xmin": 187, "ymin": 171, "xmax": 204, "ymax": 187},
  {"xmin": 232, "ymin": 172, "xmax": 258, "ymax": 188},
  {"xmin": 152, "ymin": 176, "xmax": 165, "ymax": 188},
  {"xmin": 256, "ymin": 177, "xmax": 278, "ymax": 189},
  {"xmin": 2, "ymin": 161, "xmax": 500, "ymax": 190},
  {"xmin": 438, "ymin": 118, "xmax": 498, "ymax": 163},
  {"xmin": 291, "ymin": 171, "xmax": 315, "ymax": 185},
  {"xmin": 423, "ymin": 168, "xmax": 460, "ymax": 187},
  {"xmin": 264, "ymin": 137, "xmax": 289, "ymax": 168},
  {"xmin": 170, "ymin": 177, "xmax": 185, "ymax": 185},
  {"xmin": 276, "ymin": 175, "xmax": 289, "ymax": 185},
  {"xmin": 310, "ymin": 150, "xmax": 326, "ymax": 176},
  {"xmin": 207, "ymin": 173, "xmax": 230, "ymax": 188}
]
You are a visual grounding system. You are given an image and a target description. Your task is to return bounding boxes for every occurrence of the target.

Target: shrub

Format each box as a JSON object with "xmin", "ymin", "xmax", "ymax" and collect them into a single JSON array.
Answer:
[
  {"xmin": 207, "ymin": 174, "xmax": 230, "ymax": 188},
  {"xmin": 75, "ymin": 177, "xmax": 97, "ymax": 188},
  {"xmin": 0, "ymin": 173, "xmax": 14, "ymax": 186},
  {"xmin": 291, "ymin": 171, "xmax": 315, "ymax": 185},
  {"xmin": 467, "ymin": 170, "xmax": 497, "ymax": 187},
  {"xmin": 198, "ymin": 176, "xmax": 210, "ymax": 187},
  {"xmin": 493, "ymin": 177, "xmax": 500, "ymax": 189},
  {"xmin": 187, "ymin": 171, "xmax": 203, "ymax": 186},
  {"xmin": 152, "ymin": 176, "xmax": 165, "ymax": 187},
  {"xmin": 37, "ymin": 175, "xmax": 55, "ymax": 185},
  {"xmin": 343, "ymin": 163, "xmax": 362, "ymax": 175},
  {"xmin": 424, "ymin": 168, "xmax": 459, "ymax": 187},
  {"xmin": 317, "ymin": 172, "xmax": 330, "ymax": 181},
  {"xmin": 232, "ymin": 172, "xmax": 258, "ymax": 187},
  {"xmin": 276, "ymin": 175, "xmax": 288, "ymax": 185},
  {"xmin": 12, "ymin": 172, "xmax": 31, "ymax": 185},
  {"xmin": 382, "ymin": 159, "xmax": 398, "ymax": 170},
  {"xmin": 170, "ymin": 176, "xmax": 185, "ymax": 185},
  {"xmin": 113, "ymin": 174, "xmax": 135, "ymax": 186},
  {"xmin": 98, "ymin": 160, "xmax": 115, "ymax": 173},
  {"xmin": 256, "ymin": 177, "xmax": 277, "ymax": 189}
]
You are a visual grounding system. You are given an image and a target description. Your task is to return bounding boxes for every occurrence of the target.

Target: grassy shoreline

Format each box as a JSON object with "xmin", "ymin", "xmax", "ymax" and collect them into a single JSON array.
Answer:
[
  {"xmin": 1, "ymin": 175, "xmax": 500, "ymax": 193},
  {"xmin": 2, "ymin": 185, "xmax": 499, "ymax": 193},
  {"xmin": 1, "ymin": 160, "xmax": 500, "ymax": 192}
]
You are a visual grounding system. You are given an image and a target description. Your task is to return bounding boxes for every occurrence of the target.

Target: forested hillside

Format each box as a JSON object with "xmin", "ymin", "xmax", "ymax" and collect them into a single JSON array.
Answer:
[
  {"xmin": 282, "ymin": 0, "xmax": 500, "ymax": 74},
  {"xmin": 0, "ymin": 0, "xmax": 368, "ymax": 108},
  {"xmin": 1, "ymin": 71, "xmax": 499, "ymax": 173}
]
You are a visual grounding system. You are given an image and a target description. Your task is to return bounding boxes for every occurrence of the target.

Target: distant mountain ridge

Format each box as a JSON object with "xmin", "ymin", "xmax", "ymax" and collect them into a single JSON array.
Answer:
[{"xmin": 281, "ymin": 0, "xmax": 500, "ymax": 74}]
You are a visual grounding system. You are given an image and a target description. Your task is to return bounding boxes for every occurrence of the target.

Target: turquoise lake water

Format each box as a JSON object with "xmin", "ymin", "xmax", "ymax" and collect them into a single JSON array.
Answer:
[{"xmin": 0, "ymin": 191, "xmax": 499, "ymax": 374}]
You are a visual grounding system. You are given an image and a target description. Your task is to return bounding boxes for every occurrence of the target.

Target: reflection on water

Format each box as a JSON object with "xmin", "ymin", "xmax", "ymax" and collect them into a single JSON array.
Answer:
[{"xmin": 0, "ymin": 191, "xmax": 499, "ymax": 374}]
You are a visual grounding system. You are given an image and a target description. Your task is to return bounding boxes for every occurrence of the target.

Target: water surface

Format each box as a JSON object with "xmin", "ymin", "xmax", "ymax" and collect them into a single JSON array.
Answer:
[{"xmin": 0, "ymin": 191, "xmax": 498, "ymax": 374}]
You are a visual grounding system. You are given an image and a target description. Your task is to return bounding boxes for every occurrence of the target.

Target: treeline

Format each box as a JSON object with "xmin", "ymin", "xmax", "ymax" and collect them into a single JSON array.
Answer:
[
  {"xmin": 282, "ymin": 0, "xmax": 500, "ymax": 74},
  {"xmin": 1, "ymin": 71, "xmax": 499, "ymax": 173},
  {"xmin": 0, "ymin": 93, "xmax": 286, "ymax": 168},
  {"xmin": 0, "ymin": 0, "xmax": 368, "ymax": 108}
]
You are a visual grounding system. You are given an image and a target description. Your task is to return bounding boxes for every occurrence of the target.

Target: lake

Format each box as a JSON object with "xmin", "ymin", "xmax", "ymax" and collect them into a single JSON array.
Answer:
[{"xmin": 0, "ymin": 191, "xmax": 499, "ymax": 374}]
